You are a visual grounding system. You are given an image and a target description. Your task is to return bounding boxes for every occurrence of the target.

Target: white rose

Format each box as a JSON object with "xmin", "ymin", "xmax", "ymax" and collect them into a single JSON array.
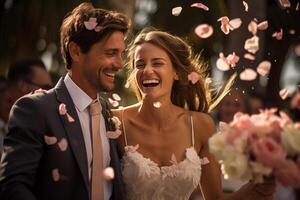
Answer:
[
  {"xmin": 281, "ymin": 124, "xmax": 300, "ymax": 156},
  {"xmin": 222, "ymin": 153, "xmax": 251, "ymax": 180},
  {"xmin": 209, "ymin": 132, "xmax": 227, "ymax": 160}
]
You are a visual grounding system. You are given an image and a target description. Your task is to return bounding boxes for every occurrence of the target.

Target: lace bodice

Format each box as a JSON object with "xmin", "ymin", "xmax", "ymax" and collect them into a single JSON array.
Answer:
[{"xmin": 121, "ymin": 112, "xmax": 209, "ymax": 200}]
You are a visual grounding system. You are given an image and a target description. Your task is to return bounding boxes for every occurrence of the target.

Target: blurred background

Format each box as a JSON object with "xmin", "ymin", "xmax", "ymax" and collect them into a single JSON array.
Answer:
[{"xmin": 0, "ymin": 0, "xmax": 299, "ymax": 110}]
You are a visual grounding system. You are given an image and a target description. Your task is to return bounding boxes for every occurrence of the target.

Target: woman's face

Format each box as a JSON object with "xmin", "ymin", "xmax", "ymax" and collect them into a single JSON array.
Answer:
[{"xmin": 134, "ymin": 42, "xmax": 178, "ymax": 100}]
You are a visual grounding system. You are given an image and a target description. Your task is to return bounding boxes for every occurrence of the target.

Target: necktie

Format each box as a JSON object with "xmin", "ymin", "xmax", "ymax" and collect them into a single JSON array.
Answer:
[{"xmin": 89, "ymin": 101, "xmax": 104, "ymax": 200}]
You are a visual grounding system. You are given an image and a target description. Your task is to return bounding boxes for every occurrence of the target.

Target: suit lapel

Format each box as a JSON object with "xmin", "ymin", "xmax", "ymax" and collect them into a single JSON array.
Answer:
[{"xmin": 55, "ymin": 78, "xmax": 89, "ymax": 192}]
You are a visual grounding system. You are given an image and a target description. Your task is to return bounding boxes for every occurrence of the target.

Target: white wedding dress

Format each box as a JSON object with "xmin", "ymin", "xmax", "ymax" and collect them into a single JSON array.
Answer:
[{"xmin": 121, "ymin": 115, "xmax": 209, "ymax": 200}]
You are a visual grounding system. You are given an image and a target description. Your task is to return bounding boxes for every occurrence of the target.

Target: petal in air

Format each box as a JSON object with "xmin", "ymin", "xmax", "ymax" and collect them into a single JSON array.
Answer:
[
  {"xmin": 244, "ymin": 35, "xmax": 259, "ymax": 54},
  {"xmin": 112, "ymin": 93, "xmax": 121, "ymax": 101},
  {"xmin": 108, "ymin": 98, "xmax": 119, "ymax": 108},
  {"xmin": 257, "ymin": 21, "xmax": 268, "ymax": 30},
  {"xmin": 172, "ymin": 7, "xmax": 182, "ymax": 16},
  {"xmin": 243, "ymin": 1, "xmax": 249, "ymax": 12},
  {"xmin": 191, "ymin": 2, "xmax": 209, "ymax": 11},
  {"xmin": 240, "ymin": 68, "xmax": 257, "ymax": 81},
  {"xmin": 194, "ymin": 24, "xmax": 214, "ymax": 38},
  {"xmin": 278, "ymin": 0, "xmax": 291, "ymax": 8},
  {"xmin": 229, "ymin": 18, "xmax": 242, "ymax": 31},
  {"xmin": 248, "ymin": 21, "xmax": 258, "ymax": 35},
  {"xmin": 279, "ymin": 88, "xmax": 291, "ymax": 100},
  {"xmin": 244, "ymin": 53, "xmax": 256, "ymax": 60},
  {"xmin": 218, "ymin": 16, "xmax": 230, "ymax": 34},
  {"xmin": 216, "ymin": 53, "xmax": 230, "ymax": 71},
  {"xmin": 257, "ymin": 61, "xmax": 271, "ymax": 76},
  {"xmin": 272, "ymin": 29, "xmax": 283, "ymax": 40},
  {"xmin": 103, "ymin": 167, "xmax": 115, "ymax": 180}
]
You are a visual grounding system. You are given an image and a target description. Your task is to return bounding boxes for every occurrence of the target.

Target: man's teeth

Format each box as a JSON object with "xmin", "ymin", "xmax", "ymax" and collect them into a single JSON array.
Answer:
[
  {"xmin": 105, "ymin": 72, "xmax": 115, "ymax": 77},
  {"xmin": 142, "ymin": 79, "xmax": 159, "ymax": 84}
]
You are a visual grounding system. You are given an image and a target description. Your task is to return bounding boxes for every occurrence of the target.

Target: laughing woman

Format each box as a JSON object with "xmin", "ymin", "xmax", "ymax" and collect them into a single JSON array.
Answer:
[{"xmin": 113, "ymin": 29, "xmax": 275, "ymax": 200}]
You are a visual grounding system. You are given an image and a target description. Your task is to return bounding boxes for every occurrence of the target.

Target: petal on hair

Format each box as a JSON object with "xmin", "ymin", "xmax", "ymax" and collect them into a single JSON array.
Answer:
[
  {"xmin": 44, "ymin": 136, "xmax": 57, "ymax": 145},
  {"xmin": 272, "ymin": 29, "xmax": 283, "ymax": 40},
  {"xmin": 243, "ymin": 1, "xmax": 249, "ymax": 12},
  {"xmin": 153, "ymin": 102, "xmax": 162, "ymax": 108},
  {"xmin": 279, "ymin": 88, "xmax": 291, "ymax": 100},
  {"xmin": 52, "ymin": 168, "xmax": 60, "ymax": 182},
  {"xmin": 59, "ymin": 103, "xmax": 67, "ymax": 115},
  {"xmin": 257, "ymin": 61, "xmax": 271, "ymax": 76},
  {"xmin": 84, "ymin": 22, "xmax": 98, "ymax": 30},
  {"xmin": 190, "ymin": 2, "xmax": 209, "ymax": 11},
  {"xmin": 248, "ymin": 21, "xmax": 258, "ymax": 35},
  {"xmin": 172, "ymin": 7, "xmax": 182, "ymax": 16},
  {"xmin": 257, "ymin": 21, "xmax": 268, "ymax": 30},
  {"xmin": 108, "ymin": 98, "xmax": 119, "ymax": 107},
  {"xmin": 112, "ymin": 93, "xmax": 121, "ymax": 101},
  {"xmin": 107, "ymin": 130, "xmax": 122, "ymax": 139},
  {"xmin": 58, "ymin": 138, "xmax": 68, "ymax": 152},
  {"xmin": 279, "ymin": 0, "xmax": 291, "ymax": 8},
  {"xmin": 229, "ymin": 18, "xmax": 242, "ymax": 30},
  {"xmin": 194, "ymin": 24, "xmax": 213, "ymax": 38},
  {"xmin": 188, "ymin": 72, "xmax": 201, "ymax": 84},
  {"xmin": 103, "ymin": 167, "xmax": 115, "ymax": 180},
  {"xmin": 239, "ymin": 68, "xmax": 257, "ymax": 81},
  {"xmin": 244, "ymin": 53, "xmax": 256, "ymax": 60}
]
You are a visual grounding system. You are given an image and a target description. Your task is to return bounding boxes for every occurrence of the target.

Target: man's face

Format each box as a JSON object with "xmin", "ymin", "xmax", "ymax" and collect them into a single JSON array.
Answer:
[
  {"xmin": 24, "ymin": 66, "xmax": 53, "ymax": 91},
  {"xmin": 78, "ymin": 31, "xmax": 125, "ymax": 92}
]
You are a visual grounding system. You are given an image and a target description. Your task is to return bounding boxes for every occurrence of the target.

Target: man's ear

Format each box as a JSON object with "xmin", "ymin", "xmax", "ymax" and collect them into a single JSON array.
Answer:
[{"xmin": 68, "ymin": 42, "xmax": 81, "ymax": 62}]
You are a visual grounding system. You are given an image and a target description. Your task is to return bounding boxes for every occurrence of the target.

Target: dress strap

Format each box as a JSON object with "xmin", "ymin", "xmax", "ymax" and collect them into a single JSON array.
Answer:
[
  {"xmin": 121, "ymin": 109, "xmax": 128, "ymax": 146},
  {"xmin": 190, "ymin": 115, "xmax": 195, "ymax": 147}
]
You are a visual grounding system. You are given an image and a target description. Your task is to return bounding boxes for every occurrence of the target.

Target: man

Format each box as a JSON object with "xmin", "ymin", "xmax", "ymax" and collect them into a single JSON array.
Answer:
[{"xmin": 0, "ymin": 2, "xmax": 130, "ymax": 200}]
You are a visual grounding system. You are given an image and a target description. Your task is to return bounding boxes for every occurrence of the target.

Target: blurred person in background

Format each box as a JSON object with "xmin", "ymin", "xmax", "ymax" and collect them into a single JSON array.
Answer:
[{"xmin": 0, "ymin": 76, "xmax": 9, "ymax": 158}]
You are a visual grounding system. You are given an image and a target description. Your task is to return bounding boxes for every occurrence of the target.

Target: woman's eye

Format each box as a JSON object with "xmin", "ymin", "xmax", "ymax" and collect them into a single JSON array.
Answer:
[
  {"xmin": 153, "ymin": 62, "xmax": 163, "ymax": 66},
  {"xmin": 135, "ymin": 64, "xmax": 144, "ymax": 69}
]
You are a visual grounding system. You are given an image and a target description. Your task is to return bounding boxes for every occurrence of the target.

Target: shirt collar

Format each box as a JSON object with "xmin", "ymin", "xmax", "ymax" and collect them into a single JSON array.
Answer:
[{"xmin": 64, "ymin": 73, "xmax": 94, "ymax": 112}]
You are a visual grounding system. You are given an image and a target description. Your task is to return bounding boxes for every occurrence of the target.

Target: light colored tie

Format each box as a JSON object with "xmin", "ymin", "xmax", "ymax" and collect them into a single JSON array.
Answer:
[{"xmin": 89, "ymin": 101, "xmax": 104, "ymax": 200}]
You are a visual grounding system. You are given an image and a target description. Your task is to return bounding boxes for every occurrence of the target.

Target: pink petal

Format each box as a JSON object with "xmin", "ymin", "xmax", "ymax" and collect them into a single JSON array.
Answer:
[
  {"xmin": 200, "ymin": 157, "xmax": 210, "ymax": 165},
  {"xmin": 294, "ymin": 44, "xmax": 300, "ymax": 56},
  {"xmin": 244, "ymin": 53, "xmax": 256, "ymax": 60},
  {"xmin": 44, "ymin": 136, "xmax": 57, "ymax": 145},
  {"xmin": 279, "ymin": 88, "xmax": 291, "ymax": 100},
  {"xmin": 279, "ymin": 0, "xmax": 291, "ymax": 8},
  {"xmin": 226, "ymin": 52, "xmax": 240, "ymax": 68},
  {"xmin": 218, "ymin": 16, "xmax": 230, "ymax": 34},
  {"xmin": 296, "ymin": 2, "xmax": 299, "ymax": 11},
  {"xmin": 112, "ymin": 93, "xmax": 121, "ymax": 101},
  {"xmin": 52, "ymin": 168, "xmax": 60, "ymax": 182},
  {"xmin": 106, "ymin": 130, "xmax": 122, "ymax": 139},
  {"xmin": 153, "ymin": 102, "xmax": 162, "ymax": 108},
  {"xmin": 124, "ymin": 81, "xmax": 130, "ymax": 88},
  {"xmin": 256, "ymin": 61, "xmax": 271, "ymax": 76},
  {"xmin": 257, "ymin": 21, "xmax": 268, "ymax": 30},
  {"xmin": 172, "ymin": 7, "xmax": 182, "ymax": 16},
  {"xmin": 66, "ymin": 113, "xmax": 75, "ymax": 123},
  {"xmin": 272, "ymin": 29, "xmax": 283, "ymax": 40},
  {"xmin": 84, "ymin": 21, "xmax": 97, "ymax": 30},
  {"xmin": 243, "ymin": 1, "xmax": 249, "ymax": 12},
  {"xmin": 194, "ymin": 24, "xmax": 214, "ymax": 38},
  {"xmin": 170, "ymin": 154, "xmax": 178, "ymax": 165},
  {"xmin": 58, "ymin": 138, "xmax": 68, "ymax": 152},
  {"xmin": 188, "ymin": 72, "xmax": 200, "ymax": 84},
  {"xmin": 248, "ymin": 21, "xmax": 258, "ymax": 35},
  {"xmin": 59, "ymin": 103, "xmax": 67, "ymax": 115},
  {"xmin": 102, "ymin": 167, "xmax": 115, "ymax": 180},
  {"xmin": 229, "ymin": 18, "xmax": 242, "ymax": 30},
  {"xmin": 108, "ymin": 98, "xmax": 119, "ymax": 107},
  {"xmin": 191, "ymin": 3, "xmax": 209, "ymax": 11},
  {"xmin": 244, "ymin": 35, "xmax": 259, "ymax": 54},
  {"xmin": 239, "ymin": 68, "xmax": 257, "ymax": 81},
  {"xmin": 216, "ymin": 56, "xmax": 230, "ymax": 71}
]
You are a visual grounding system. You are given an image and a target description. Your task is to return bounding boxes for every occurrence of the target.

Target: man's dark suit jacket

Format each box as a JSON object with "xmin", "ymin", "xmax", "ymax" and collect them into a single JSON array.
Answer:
[{"xmin": 0, "ymin": 78, "xmax": 125, "ymax": 200}]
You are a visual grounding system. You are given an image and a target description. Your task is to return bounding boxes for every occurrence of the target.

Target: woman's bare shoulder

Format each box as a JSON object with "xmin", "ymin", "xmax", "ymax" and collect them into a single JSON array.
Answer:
[
  {"xmin": 190, "ymin": 111, "xmax": 217, "ymax": 138},
  {"xmin": 112, "ymin": 103, "xmax": 140, "ymax": 119}
]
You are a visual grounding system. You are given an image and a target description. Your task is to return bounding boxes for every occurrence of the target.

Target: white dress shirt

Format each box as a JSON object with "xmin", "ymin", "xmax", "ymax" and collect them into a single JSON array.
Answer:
[{"xmin": 64, "ymin": 74, "xmax": 112, "ymax": 200}]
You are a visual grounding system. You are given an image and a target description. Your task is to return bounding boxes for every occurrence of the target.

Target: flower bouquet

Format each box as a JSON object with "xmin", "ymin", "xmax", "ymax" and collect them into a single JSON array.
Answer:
[{"xmin": 209, "ymin": 109, "xmax": 300, "ymax": 187}]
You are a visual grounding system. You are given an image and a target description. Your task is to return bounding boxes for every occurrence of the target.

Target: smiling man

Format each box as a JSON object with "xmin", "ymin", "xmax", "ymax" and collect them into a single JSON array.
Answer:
[{"xmin": 0, "ymin": 3, "xmax": 130, "ymax": 200}]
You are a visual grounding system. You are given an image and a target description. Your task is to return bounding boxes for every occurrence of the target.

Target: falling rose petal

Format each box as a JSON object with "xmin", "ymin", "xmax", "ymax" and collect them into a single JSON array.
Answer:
[
  {"xmin": 289, "ymin": 29, "xmax": 295, "ymax": 35},
  {"xmin": 257, "ymin": 61, "xmax": 271, "ymax": 76},
  {"xmin": 272, "ymin": 29, "xmax": 283, "ymax": 40},
  {"xmin": 112, "ymin": 93, "xmax": 121, "ymax": 101},
  {"xmin": 216, "ymin": 53, "xmax": 230, "ymax": 71},
  {"xmin": 200, "ymin": 157, "xmax": 210, "ymax": 165},
  {"xmin": 59, "ymin": 103, "xmax": 67, "ymax": 115},
  {"xmin": 239, "ymin": 68, "xmax": 257, "ymax": 81},
  {"xmin": 84, "ymin": 17, "xmax": 98, "ymax": 30},
  {"xmin": 188, "ymin": 72, "xmax": 200, "ymax": 84},
  {"xmin": 170, "ymin": 154, "xmax": 178, "ymax": 165},
  {"xmin": 279, "ymin": 0, "xmax": 291, "ymax": 8},
  {"xmin": 190, "ymin": 3, "xmax": 209, "ymax": 11},
  {"xmin": 106, "ymin": 130, "xmax": 122, "ymax": 139},
  {"xmin": 172, "ymin": 7, "xmax": 182, "ymax": 16},
  {"xmin": 296, "ymin": 2, "xmax": 299, "ymax": 11},
  {"xmin": 295, "ymin": 44, "xmax": 300, "ymax": 56},
  {"xmin": 124, "ymin": 81, "xmax": 130, "ymax": 88},
  {"xmin": 103, "ymin": 167, "xmax": 115, "ymax": 180},
  {"xmin": 243, "ymin": 1, "xmax": 249, "ymax": 12},
  {"xmin": 226, "ymin": 52, "xmax": 240, "ymax": 68},
  {"xmin": 52, "ymin": 168, "xmax": 60, "ymax": 182},
  {"xmin": 244, "ymin": 35, "xmax": 259, "ymax": 54},
  {"xmin": 44, "ymin": 136, "xmax": 57, "ymax": 145},
  {"xmin": 244, "ymin": 53, "xmax": 256, "ymax": 60},
  {"xmin": 279, "ymin": 88, "xmax": 291, "ymax": 100},
  {"xmin": 108, "ymin": 98, "xmax": 119, "ymax": 107},
  {"xmin": 257, "ymin": 21, "xmax": 268, "ymax": 30},
  {"xmin": 153, "ymin": 102, "xmax": 162, "ymax": 108},
  {"xmin": 218, "ymin": 16, "xmax": 230, "ymax": 34},
  {"xmin": 194, "ymin": 24, "xmax": 214, "ymax": 38},
  {"xmin": 248, "ymin": 21, "xmax": 258, "ymax": 35},
  {"xmin": 229, "ymin": 18, "xmax": 242, "ymax": 30},
  {"xmin": 58, "ymin": 138, "xmax": 68, "ymax": 151},
  {"xmin": 66, "ymin": 113, "xmax": 75, "ymax": 123}
]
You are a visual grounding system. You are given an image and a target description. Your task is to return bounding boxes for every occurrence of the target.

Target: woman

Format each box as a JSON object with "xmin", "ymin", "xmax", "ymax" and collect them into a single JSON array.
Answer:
[{"xmin": 113, "ymin": 29, "xmax": 275, "ymax": 200}]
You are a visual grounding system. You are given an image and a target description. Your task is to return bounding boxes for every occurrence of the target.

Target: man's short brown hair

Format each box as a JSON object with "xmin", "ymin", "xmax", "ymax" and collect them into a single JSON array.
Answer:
[{"xmin": 60, "ymin": 3, "xmax": 130, "ymax": 69}]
